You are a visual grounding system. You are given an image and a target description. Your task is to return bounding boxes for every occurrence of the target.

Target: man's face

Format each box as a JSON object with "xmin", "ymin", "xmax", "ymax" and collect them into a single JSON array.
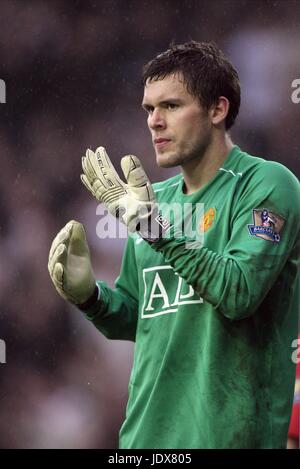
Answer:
[{"xmin": 142, "ymin": 73, "xmax": 212, "ymax": 168}]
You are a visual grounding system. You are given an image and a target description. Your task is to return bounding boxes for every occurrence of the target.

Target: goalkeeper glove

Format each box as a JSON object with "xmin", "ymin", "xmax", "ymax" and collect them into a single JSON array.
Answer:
[
  {"xmin": 81, "ymin": 147, "xmax": 170, "ymax": 242},
  {"xmin": 48, "ymin": 220, "xmax": 96, "ymax": 305}
]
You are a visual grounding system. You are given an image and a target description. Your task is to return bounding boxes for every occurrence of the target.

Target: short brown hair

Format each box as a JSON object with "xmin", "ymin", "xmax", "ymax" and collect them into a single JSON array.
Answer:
[{"xmin": 142, "ymin": 41, "xmax": 240, "ymax": 130}]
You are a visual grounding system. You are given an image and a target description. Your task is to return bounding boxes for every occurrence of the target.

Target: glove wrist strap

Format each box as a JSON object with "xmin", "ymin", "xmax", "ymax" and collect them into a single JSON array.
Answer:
[
  {"xmin": 76, "ymin": 284, "xmax": 99, "ymax": 310},
  {"xmin": 138, "ymin": 212, "xmax": 171, "ymax": 243}
]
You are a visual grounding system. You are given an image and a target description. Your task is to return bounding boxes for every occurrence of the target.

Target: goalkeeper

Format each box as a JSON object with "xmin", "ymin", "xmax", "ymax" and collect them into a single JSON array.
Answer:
[{"xmin": 48, "ymin": 41, "xmax": 300, "ymax": 449}]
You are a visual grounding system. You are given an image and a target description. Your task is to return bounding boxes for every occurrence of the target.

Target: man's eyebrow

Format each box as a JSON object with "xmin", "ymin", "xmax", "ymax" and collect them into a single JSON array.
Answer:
[
  {"xmin": 141, "ymin": 102, "xmax": 152, "ymax": 110},
  {"xmin": 141, "ymin": 98, "xmax": 183, "ymax": 109}
]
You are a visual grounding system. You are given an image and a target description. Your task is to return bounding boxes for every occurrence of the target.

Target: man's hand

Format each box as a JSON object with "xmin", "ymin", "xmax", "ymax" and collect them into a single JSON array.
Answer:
[
  {"xmin": 81, "ymin": 147, "xmax": 170, "ymax": 241},
  {"xmin": 48, "ymin": 220, "xmax": 96, "ymax": 305}
]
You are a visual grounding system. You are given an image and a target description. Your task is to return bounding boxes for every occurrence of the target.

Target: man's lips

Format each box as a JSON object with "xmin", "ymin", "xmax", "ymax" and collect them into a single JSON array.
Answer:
[{"xmin": 154, "ymin": 138, "xmax": 171, "ymax": 148}]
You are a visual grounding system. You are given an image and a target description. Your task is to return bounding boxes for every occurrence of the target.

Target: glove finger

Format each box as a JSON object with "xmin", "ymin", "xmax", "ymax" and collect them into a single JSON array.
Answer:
[
  {"xmin": 81, "ymin": 156, "xmax": 90, "ymax": 179},
  {"xmin": 49, "ymin": 222, "xmax": 73, "ymax": 264},
  {"xmin": 93, "ymin": 146, "xmax": 125, "ymax": 190},
  {"xmin": 81, "ymin": 174, "xmax": 95, "ymax": 196},
  {"xmin": 121, "ymin": 155, "xmax": 150, "ymax": 187},
  {"xmin": 52, "ymin": 262, "xmax": 78, "ymax": 304},
  {"xmin": 82, "ymin": 151, "xmax": 99, "ymax": 182},
  {"xmin": 68, "ymin": 221, "xmax": 90, "ymax": 257},
  {"xmin": 49, "ymin": 243, "xmax": 67, "ymax": 278},
  {"xmin": 48, "ymin": 222, "xmax": 73, "ymax": 266},
  {"xmin": 53, "ymin": 262, "xmax": 64, "ymax": 288},
  {"xmin": 81, "ymin": 171, "xmax": 107, "ymax": 203},
  {"xmin": 83, "ymin": 149, "xmax": 112, "ymax": 191},
  {"xmin": 121, "ymin": 155, "xmax": 155, "ymax": 201}
]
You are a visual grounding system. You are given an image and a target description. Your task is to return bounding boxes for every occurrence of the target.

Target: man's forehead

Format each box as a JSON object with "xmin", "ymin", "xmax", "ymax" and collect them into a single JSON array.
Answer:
[{"xmin": 142, "ymin": 73, "xmax": 188, "ymax": 103}]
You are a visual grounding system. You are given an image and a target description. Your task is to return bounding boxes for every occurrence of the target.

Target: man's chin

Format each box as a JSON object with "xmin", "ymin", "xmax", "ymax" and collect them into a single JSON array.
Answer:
[{"xmin": 156, "ymin": 152, "xmax": 180, "ymax": 168}]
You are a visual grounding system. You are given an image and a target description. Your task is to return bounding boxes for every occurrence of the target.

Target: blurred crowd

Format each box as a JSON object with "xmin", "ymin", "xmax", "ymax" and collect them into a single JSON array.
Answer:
[{"xmin": 0, "ymin": 0, "xmax": 299, "ymax": 448}]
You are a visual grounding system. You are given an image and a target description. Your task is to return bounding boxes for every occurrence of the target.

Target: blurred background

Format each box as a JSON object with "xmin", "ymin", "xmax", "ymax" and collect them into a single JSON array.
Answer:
[{"xmin": 0, "ymin": 0, "xmax": 299, "ymax": 448}]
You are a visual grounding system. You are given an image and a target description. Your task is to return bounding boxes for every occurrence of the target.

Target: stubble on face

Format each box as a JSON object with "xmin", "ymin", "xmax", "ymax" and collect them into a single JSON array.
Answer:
[{"xmin": 155, "ymin": 117, "xmax": 212, "ymax": 169}]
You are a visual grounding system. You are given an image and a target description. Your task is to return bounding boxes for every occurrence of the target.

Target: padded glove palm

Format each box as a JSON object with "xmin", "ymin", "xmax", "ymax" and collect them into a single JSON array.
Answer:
[{"xmin": 48, "ymin": 220, "xmax": 96, "ymax": 305}]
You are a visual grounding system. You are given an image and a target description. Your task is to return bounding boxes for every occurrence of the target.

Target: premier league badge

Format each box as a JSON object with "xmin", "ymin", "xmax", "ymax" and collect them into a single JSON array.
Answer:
[{"xmin": 248, "ymin": 209, "xmax": 285, "ymax": 243}]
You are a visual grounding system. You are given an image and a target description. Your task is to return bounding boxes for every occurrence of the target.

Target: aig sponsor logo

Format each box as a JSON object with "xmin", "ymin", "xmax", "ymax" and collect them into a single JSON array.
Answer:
[{"xmin": 141, "ymin": 265, "xmax": 203, "ymax": 318}]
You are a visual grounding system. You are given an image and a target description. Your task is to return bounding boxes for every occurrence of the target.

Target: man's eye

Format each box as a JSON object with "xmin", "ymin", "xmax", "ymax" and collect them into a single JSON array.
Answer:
[{"xmin": 167, "ymin": 103, "xmax": 178, "ymax": 110}]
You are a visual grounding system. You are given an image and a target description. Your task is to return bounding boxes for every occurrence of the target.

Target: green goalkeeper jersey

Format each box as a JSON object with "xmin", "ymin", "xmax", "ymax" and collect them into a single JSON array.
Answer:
[{"xmin": 84, "ymin": 145, "xmax": 300, "ymax": 449}]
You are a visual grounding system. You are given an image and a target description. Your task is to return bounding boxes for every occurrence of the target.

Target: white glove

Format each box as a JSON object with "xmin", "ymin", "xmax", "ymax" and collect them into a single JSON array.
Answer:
[
  {"xmin": 48, "ymin": 220, "xmax": 96, "ymax": 305},
  {"xmin": 81, "ymin": 147, "xmax": 170, "ymax": 241}
]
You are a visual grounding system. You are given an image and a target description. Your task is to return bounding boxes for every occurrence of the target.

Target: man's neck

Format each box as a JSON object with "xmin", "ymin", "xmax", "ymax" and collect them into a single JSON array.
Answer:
[{"xmin": 181, "ymin": 134, "xmax": 234, "ymax": 194}]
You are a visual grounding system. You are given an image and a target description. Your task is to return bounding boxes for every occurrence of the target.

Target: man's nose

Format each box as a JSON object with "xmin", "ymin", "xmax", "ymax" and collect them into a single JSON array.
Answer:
[{"xmin": 148, "ymin": 109, "xmax": 166, "ymax": 130}]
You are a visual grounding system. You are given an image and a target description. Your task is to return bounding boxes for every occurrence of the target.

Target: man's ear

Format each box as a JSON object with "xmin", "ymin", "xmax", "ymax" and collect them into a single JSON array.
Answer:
[{"xmin": 210, "ymin": 96, "xmax": 230, "ymax": 126}]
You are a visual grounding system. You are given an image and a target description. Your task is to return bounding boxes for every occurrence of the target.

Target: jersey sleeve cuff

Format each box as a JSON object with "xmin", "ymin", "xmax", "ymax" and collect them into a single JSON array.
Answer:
[{"xmin": 76, "ymin": 282, "xmax": 105, "ymax": 319}]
